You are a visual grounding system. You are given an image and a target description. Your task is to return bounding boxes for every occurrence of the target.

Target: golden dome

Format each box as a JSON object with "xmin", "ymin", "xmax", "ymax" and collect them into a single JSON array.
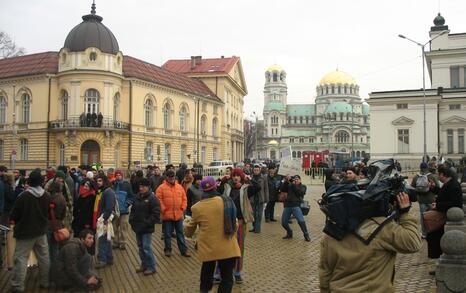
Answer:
[
  {"xmin": 266, "ymin": 64, "xmax": 284, "ymax": 72},
  {"xmin": 268, "ymin": 140, "xmax": 279, "ymax": 145},
  {"xmin": 319, "ymin": 70, "xmax": 356, "ymax": 86}
]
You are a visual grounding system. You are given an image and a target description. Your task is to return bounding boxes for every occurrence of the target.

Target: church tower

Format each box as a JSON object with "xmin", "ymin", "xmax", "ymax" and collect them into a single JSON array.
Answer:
[{"xmin": 263, "ymin": 65, "xmax": 287, "ymax": 140}]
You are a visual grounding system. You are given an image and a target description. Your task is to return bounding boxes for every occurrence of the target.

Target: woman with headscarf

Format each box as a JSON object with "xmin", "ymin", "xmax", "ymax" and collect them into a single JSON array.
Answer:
[
  {"xmin": 185, "ymin": 176, "xmax": 241, "ymax": 293},
  {"xmin": 72, "ymin": 180, "xmax": 96, "ymax": 237}
]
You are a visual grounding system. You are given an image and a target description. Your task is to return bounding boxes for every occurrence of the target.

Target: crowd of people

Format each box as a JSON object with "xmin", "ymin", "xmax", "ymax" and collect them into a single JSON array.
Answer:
[{"xmin": 0, "ymin": 155, "xmax": 464, "ymax": 292}]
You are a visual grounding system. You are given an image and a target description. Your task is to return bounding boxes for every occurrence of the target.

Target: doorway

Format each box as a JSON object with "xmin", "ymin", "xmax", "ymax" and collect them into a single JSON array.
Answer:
[{"xmin": 81, "ymin": 140, "xmax": 100, "ymax": 165}]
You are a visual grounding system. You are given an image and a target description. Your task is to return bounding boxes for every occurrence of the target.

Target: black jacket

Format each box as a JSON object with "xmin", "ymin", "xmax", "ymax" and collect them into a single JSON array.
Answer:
[
  {"xmin": 267, "ymin": 175, "xmax": 281, "ymax": 202},
  {"xmin": 129, "ymin": 191, "xmax": 160, "ymax": 234},
  {"xmin": 432, "ymin": 178, "xmax": 463, "ymax": 213},
  {"xmin": 283, "ymin": 182, "xmax": 306, "ymax": 208}
]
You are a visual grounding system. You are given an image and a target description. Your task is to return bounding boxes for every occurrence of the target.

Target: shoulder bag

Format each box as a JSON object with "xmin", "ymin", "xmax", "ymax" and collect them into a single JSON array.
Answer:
[{"xmin": 423, "ymin": 210, "xmax": 446, "ymax": 233}]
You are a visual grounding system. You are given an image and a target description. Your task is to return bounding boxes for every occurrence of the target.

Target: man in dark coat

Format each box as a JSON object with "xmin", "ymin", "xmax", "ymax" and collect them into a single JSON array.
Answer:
[
  {"xmin": 265, "ymin": 166, "xmax": 281, "ymax": 222},
  {"xmin": 427, "ymin": 166, "xmax": 463, "ymax": 262},
  {"xmin": 51, "ymin": 229, "xmax": 101, "ymax": 291},
  {"xmin": 149, "ymin": 166, "xmax": 164, "ymax": 193},
  {"xmin": 129, "ymin": 178, "xmax": 160, "ymax": 275}
]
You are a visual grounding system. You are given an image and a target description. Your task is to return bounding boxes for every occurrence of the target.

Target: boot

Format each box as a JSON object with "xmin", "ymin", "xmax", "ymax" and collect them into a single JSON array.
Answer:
[{"xmin": 298, "ymin": 221, "xmax": 310, "ymax": 240}]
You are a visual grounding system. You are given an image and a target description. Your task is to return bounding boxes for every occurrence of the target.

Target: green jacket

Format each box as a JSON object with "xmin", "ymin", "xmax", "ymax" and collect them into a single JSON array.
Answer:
[
  {"xmin": 319, "ymin": 212, "xmax": 421, "ymax": 293},
  {"xmin": 410, "ymin": 172, "xmax": 439, "ymax": 204}
]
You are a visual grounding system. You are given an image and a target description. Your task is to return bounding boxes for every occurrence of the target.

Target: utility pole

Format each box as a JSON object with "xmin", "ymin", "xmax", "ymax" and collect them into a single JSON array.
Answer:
[{"xmin": 11, "ymin": 85, "xmax": 17, "ymax": 170}]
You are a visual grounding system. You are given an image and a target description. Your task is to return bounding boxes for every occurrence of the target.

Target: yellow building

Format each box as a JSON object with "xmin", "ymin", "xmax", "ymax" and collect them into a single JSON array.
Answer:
[{"xmin": 0, "ymin": 3, "xmax": 246, "ymax": 169}]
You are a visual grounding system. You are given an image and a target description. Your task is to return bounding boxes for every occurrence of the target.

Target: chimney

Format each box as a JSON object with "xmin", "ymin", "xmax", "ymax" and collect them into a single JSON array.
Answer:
[{"xmin": 191, "ymin": 56, "xmax": 202, "ymax": 69}]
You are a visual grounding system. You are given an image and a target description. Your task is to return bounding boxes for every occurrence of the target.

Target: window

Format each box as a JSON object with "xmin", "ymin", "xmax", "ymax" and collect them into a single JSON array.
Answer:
[
  {"xmin": 163, "ymin": 103, "xmax": 171, "ymax": 129},
  {"xmin": 212, "ymin": 118, "xmax": 218, "ymax": 137},
  {"xmin": 273, "ymin": 73, "xmax": 278, "ymax": 82},
  {"xmin": 89, "ymin": 52, "xmax": 97, "ymax": 61},
  {"xmin": 305, "ymin": 117, "xmax": 309, "ymax": 124},
  {"xmin": 59, "ymin": 144, "xmax": 65, "ymax": 166},
  {"xmin": 20, "ymin": 139, "xmax": 28, "ymax": 160},
  {"xmin": 294, "ymin": 117, "xmax": 297, "ymax": 124},
  {"xmin": 297, "ymin": 151, "xmax": 302, "ymax": 158},
  {"xmin": 300, "ymin": 117, "xmax": 303, "ymax": 124},
  {"xmin": 292, "ymin": 151, "xmax": 296, "ymax": 158},
  {"xmin": 458, "ymin": 129, "xmax": 464, "ymax": 154},
  {"xmin": 288, "ymin": 117, "xmax": 291, "ymax": 124},
  {"xmin": 84, "ymin": 89, "xmax": 99, "ymax": 114},
  {"xmin": 179, "ymin": 105, "xmax": 187, "ymax": 132},
  {"xmin": 201, "ymin": 146, "xmax": 206, "ymax": 163},
  {"xmin": 335, "ymin": 130, "xmax": 350, "ymax": 143},
  {"xmin": 145, "ymin": 141, "xmax": 153, "ymax": 161},
  {"xmin": 451, "ymin": 66, "xmax": 460, "ymax": 88},
  {"xmin": 144, "ymin": 99, "xmax": 153, "ymax": 127},
  {"xmin": 397, "ymin": 129, "xmax": 409, "ymax": 153},
  {"xmin": 213, "ymin": 147, "xmax": 218, "ymax": 161},
  {"xmin": 0, "ymin": 140, "xmax": 3, "ymax": 160},
  {"xmin": 449, "ymin": 104, "xmax": 461, "ymax": 110},
  {"xmin": 180, "ymin": 144, "xmax": 187, "ymax": 163},
  {"xmin": 0, "ymin": 95, "xmax": 6, "ymax": 124},
  {"xmin": 113, "ymin": 93, "xmax": 120, "ymax": 121},
  {"xmin": 290, "ymin": 137, "xmax": 295, "ymax": 143},
  {"xmin": 200, "ymin": 115, "xmax": 207, "ymax": 135},
  {"xmin": 202, "ymin": 102, "xmax": 207, "ymax": 112},
  {"xmin": 61, "ymin": 90, "xmax": 68, "ymax": 120},
  {"xmin": 299, "ymin": 137, "xmax": 304, "ymax": 143},
  {"xmin": 213, "ymin": 105, "xmax": 218, "ymax": 114},
  {"xmin": 164, "ymin": 143, "xmax": 171, "ymax": 164},
  {"xmin": 447, "ymin": 129, "xmax": 454, "ymax": 154},
  {"xmin": 22, "ymin": 93, "xmax": 31, "ymax": 123},
  {"xmin": 396, "ymin": 104, "xmax": 408, "ymax": 109}
]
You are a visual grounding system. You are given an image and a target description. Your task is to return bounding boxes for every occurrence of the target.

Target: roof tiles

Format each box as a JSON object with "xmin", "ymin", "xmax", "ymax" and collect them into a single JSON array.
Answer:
[
  {"xmin": 162, "ymin": 56, "xmax": 239, "ymax": 75},
  {"xmin": 0, "ymin": 51, "xmax": 58, "ymax": 79}
]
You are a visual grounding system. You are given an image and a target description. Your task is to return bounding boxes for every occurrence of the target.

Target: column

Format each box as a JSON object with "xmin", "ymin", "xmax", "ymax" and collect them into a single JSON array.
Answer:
[
  {"xmin": 70, "ymin": 81, "xmax": 81, "ymax": 119},
  {"xmin": 104, "ymin": 82, "xmax": 113, "ymax": 121}
]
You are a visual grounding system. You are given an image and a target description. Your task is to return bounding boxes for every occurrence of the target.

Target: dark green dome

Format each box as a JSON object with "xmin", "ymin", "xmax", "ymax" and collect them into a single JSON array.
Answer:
[{"xmin": 434, "ymin": 13, "xmax": 445, "ymax": 26}]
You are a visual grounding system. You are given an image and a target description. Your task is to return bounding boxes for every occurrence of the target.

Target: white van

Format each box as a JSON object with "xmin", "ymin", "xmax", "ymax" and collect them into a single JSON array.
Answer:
[{"xmin": 205, "ymin": 160, "xmax": 234, "ymax": 176}]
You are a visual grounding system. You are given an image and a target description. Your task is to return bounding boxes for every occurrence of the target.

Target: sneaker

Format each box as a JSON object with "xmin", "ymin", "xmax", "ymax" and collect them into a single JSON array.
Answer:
[
  {"xmin": 282, "ymin": 234, "xmax": 293, "ymax": 239},
  {"xmin": 143, "ymin": 269, "xmax": 156, "ymax": 275},
  {"xmin": 136, "ymin": 266, "xmax": 146, "ymax": 273},
  {"xmin": 234, "ymin": 275, "xmax": 243, "ymax": 284},
  {"xmin": 181, "ymin": 252, "xmax": 191, "ymax": 257},
  {"xmin": 213, "ymin": 277, "xmax": 221, "ymax": 284},
  {"xmin": 164, "ymin": 250, "xmax": 172, "ymax": 257}
]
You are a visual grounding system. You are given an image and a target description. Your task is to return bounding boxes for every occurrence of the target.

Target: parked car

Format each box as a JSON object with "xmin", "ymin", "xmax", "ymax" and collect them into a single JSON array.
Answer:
[{"xmin": 204, "ymin": 160, "xmax": 234, "ymax": 176}]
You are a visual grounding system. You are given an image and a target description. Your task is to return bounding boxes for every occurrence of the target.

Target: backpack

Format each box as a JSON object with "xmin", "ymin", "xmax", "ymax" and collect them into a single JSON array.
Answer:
[{"xmin": 415, "ymin": 173, "xmax": 430, "ymax": 193}]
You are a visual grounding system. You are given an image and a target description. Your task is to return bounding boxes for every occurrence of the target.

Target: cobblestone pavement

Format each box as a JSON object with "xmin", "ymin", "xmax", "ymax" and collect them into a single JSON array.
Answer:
[{"xmin": 0, "ymin": 184, "xmax": 436, "ymax": 292}]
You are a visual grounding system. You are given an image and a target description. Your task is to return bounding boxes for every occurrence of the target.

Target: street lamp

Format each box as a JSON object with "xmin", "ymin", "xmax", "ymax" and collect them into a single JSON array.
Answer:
[
  {"xmin": 398, "ymin": 30, "xmax": 447, "ymax": 163},
  {"xmin": 253, "ymin": 111, "xmax": 258, "ymax": 159}
]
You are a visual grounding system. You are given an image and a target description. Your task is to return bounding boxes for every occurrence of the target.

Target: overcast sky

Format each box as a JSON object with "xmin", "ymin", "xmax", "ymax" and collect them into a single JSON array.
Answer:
[{"xmin": 2, "ymin": 0, "xmax": 465, "ymax": 119}]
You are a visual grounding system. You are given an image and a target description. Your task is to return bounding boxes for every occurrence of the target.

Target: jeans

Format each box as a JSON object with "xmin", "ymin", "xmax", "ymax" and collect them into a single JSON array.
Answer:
[
  {"xmin": 200, "ymin": 257, "xmax": 237, "ymax": 293},
  {"xmin": 136, "ymin": 233, "xmax": 156, "ymax": 271},
  {"xmin": 113, "ymin": 214, "xmax": 129, "ymax": 246},
  {"xmin": 97, "ymin": 235, "xmax": 113, "ymax": 264},
  {"xmin": 11, "ymin": 235, "xmax": 50, "ymax": 292},
  {"xmin": 47, "ymin": 230, "xmax": 59, "ymax": 263},
  {"xmin": 419, "ymin": 203, "xmax": 432, "ymax": 236},
  {"xmin": 264, "ymin": 201, "xmax": 276, "ymax": 220},
  {"xmin": 162, "ymin": 220, "xmax": 187, "ymax": 254},
  {"xmin": 252, "ymin": 201, "xmax": 264, "ymax": 232},
  {"xmin": 281, "ymin": 207, "xmax": 309, "ymax": 237}
]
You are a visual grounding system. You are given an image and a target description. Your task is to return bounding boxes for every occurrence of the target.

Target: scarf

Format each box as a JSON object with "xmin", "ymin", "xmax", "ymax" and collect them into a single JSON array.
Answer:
[
  {"xmin": 221, "ymin": 194, "xmax": 237, "ymax": 237},
  {"xmin": 92, "ymin": 188, "xmax": 103, "ymax": 229},
  {"xmin": 79, "ymin": 185, "xmax": 95, "ymax": 198}
]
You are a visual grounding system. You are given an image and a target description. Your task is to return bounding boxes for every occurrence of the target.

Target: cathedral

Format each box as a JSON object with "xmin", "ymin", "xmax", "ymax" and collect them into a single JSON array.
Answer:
[{"xmin": 258, "ymin": 65, "xmax": 370, "ymax": 161}]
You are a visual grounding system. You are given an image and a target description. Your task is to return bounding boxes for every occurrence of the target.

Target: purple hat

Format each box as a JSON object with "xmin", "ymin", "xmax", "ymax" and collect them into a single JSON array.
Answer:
[{"xmin": 201, "ymin": 176, "xmax": 217, "ymax": 192}]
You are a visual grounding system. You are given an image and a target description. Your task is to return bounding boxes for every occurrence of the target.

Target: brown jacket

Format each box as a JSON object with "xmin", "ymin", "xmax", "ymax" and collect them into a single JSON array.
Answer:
[
  {"xmin": 319, "ymin": 212, "xmax": 421, "ymax": 293},
  {"xmin": 185, "ymin": 196, "xmax": 241, "ymax": 262}
]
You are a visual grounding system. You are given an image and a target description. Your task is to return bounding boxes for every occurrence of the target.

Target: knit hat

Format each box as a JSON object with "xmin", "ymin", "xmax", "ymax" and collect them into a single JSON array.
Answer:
[
  {"xmin": 193, "ymin": 174, "xmax": 203, "ymax": 182},
  {"xmin": 231, "ymin": 168, "xmax": 245, "ymax": 180},
  {"xmin": 28, "ymin": 169, "xmax": 44, "ymax": 187},
  {"xmin": 420, "ymin": 162, "xmax": 428, "ymax": 170},
  {"xmin": 86, "ymin": 171, "xmax": 94, "ymax": 179},
  {"xmin": 115, "ymin": 170, "xmax": 123, "ymax": 177},
  {"xmin": 55, "ymin": 170, "xmax": 66, "ymax": 179},
  {"xmin": 201, "ymin": 176, "xmax": 217, "ymax": 191}
]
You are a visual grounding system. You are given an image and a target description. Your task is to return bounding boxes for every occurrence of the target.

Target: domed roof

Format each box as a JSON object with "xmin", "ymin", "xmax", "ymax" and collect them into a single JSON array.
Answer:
[
  {"xmin": 266, "ymin": 64, "xmax": 284, "ymax": 72},
  {"xmin": 362, "ymin": 102, "xmax": 370, "ymax": 115},
  {"xmin": 64, "ymin": 3, "xmax": 119, "ymax": 54},
  {"xmin": 268, "ymin": 140, "xmax": 279, "ymax": 145},
  {"xmin": 433, "ymin": 13, "xmax": 445, "ymax": 26},
  {"xmin": 319, "ymin": 70, "xmax": 356, "ymax": 86},
  {"xmin": 324, "ymin": 101, "xmax": 352, "ymax": 114}
]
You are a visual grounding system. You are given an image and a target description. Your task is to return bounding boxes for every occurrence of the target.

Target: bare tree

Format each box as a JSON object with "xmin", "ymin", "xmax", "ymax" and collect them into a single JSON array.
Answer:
[{"xmin": 0, "ymin": 31, "xmax": 25, "ymax": 58}]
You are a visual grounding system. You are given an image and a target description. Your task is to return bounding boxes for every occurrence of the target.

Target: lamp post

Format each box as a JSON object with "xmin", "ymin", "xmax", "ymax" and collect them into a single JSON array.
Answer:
[
  {"xmin": 192, "ymin": 96, "xmax": 200, "ymax": 163},
  {"xmin": 398, "ymin": 30, "xmax": 447, "ymax": 163},
  {"xmin": 253, "ymin": 111, "xmax": 258, "ymax": 159},
  {"xmin": 11, "ymin": 85, "xmax": 17, "ymax": 170}
]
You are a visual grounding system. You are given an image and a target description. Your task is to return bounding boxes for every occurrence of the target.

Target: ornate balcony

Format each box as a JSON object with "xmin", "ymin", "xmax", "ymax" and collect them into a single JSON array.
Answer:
[{"xmin": 49, "ymin": 118, "xmax": 130, "ymax": 131}]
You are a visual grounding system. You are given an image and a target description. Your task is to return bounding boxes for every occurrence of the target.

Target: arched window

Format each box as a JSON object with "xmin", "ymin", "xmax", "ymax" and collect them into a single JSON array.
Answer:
[
  {"xmin": 179, "ymin": 105, "xmax": 187, "ymax": 132},
  {"xmin": 164, "ymin": 143, "xmax": 171, "ymax": 164},
  {"xmin": 145, "ymin": 141, "xmax": 153, "ymax": 161},
  {"xmin": 20, "ymin": 139, "xmax": 28, "ymax": 160},
  {"xmin": 144, "ymin": 99, "xmax": 153, "ymax": 128},
  {"xmin": 335, "ymin": 130, "xmax": 350, "ymax": 143},
  {"xmin": 59, "ymin": 144, "xmax": 65, "ymax": 165},
  {"xmin": 163, "ymin": 103, "xmax": 171, "ymax": 129},
  {"xmin": 113, "ymin": 93, "xmax": 120, "ymax": 121},
  {"xmin": 297, "ymin": 151, "xmax": 302, "ymax": 158},
  {"xmin": 292, "ymin": 151, "xmax": 296, "ymax": 158},
  {"xmin": 61, "ymin": 90, "xmax": 68, "ymax": 120},
  {"xmin": 84, "ymin": 89, "xmax": 99, "ymax": 114},
  {"xmin": 273, "ymin": 73, "xmax": 278, "ymax": 82},
  {"xmin": 21, "ymin": 93, "xmax": 31, "ymax": 124},
  {"xmin": 200, "ymin": 115, "xmax": 207, "ymax": 134},
  {"xmin": 212, "ymin": 117, "xmax": 218, "ymax": 137},
  {"xmin": 0, "ymin": 95, "xmax": 6, "ymax": 124}
]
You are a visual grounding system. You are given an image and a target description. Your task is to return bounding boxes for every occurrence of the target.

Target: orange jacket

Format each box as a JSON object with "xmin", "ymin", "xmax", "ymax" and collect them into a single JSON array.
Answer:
[{"xmin": 156, "ymin": 181, "xmax": 187, "ymax": 221}]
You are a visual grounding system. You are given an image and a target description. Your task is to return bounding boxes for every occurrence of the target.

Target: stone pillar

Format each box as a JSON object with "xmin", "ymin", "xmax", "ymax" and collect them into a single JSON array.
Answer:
[
  {"xmin": 70, "ymin": 81, "xmax": 81, "ymax": 119},
  {"xmin": 436, "ymin": 207, "xmax": 466, "ymax": 293}
]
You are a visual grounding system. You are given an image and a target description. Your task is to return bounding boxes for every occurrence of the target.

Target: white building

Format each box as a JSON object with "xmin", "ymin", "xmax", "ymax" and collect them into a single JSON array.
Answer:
[
  {"xmin": 258, "ymin": 65, "xmax": 370, "ymax": 160},
  {"xmin": 369, "ymin": 13, "xmax": 466, "ymax": 170}
]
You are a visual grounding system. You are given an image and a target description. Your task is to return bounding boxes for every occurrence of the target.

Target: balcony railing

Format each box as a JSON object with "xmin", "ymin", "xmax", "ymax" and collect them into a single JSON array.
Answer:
[{"xmin": 49, "ymin": 118, "xmax": 130, "ymax": 130}]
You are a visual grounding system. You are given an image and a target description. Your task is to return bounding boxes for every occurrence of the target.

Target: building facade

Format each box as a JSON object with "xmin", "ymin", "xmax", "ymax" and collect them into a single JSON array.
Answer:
[
  {"xmin": 0, "ymin": 4, "xmax": 246, "ymax": 170},
  {"xmin": 369, "ymin": 14, "xmax": 466, "ymax": 170},
  {"xmin": 258, "ymin": 65, "xmax": 370, "ymax": 160}
]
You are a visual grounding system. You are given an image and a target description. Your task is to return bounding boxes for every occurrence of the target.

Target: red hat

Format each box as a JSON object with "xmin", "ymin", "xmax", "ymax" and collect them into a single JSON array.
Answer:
[
  {"xmin": 231, "ymin": 168, "xmax": 245, "ymax": 180},
  {"xmin": 115, "ymin": 170, "xmax": 123, "ymax": 177}
]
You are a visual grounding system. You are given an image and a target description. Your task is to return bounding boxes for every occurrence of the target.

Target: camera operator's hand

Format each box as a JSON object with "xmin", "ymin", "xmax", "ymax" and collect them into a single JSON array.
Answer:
[
  {"xmin": 87, "ymin": 276, "xmax": 98, "ymax": 285},
  {"xmin": 397, "ymin": 192, "xmax": 411, "ymax": 213}
]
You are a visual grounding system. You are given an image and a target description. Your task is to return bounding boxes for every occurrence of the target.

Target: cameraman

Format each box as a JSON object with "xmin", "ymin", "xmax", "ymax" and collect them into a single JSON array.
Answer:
[
  {"xmin": 281, "ymin": 175, "xmax": 310, "ymax": 242},
  {"xmin": 319, "ymin": 192, "xmax": 421, "ymax": 293}
]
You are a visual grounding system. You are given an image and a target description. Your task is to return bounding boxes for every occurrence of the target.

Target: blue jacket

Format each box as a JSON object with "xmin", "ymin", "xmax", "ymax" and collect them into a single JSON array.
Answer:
[
  {"xmin": 112, "ymin": 180, "xmax": 133, "ymax": 214},
  {"xmin": 99, "ymin": 187, "xmax": 116, "ymax": 220}
]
